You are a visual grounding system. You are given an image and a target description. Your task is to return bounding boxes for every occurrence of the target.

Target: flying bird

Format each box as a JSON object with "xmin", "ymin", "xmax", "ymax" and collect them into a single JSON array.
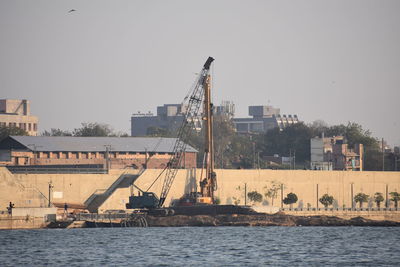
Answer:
[{"xmin": 68, "ymin": 9, "xmax": 76, "ymax": 13}]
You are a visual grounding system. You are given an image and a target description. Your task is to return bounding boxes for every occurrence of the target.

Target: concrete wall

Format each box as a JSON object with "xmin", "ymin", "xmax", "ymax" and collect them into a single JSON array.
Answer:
[
  {"xmin": 132, "ymin": 169, "xmax": 400, "ymax": 209},
  {"xmin": 0, "ymin": 167, "xmax": 140, "ymax": 211},
  {"xmin": 1, "ymin": 167, "xmax": 400, "ymax": 214}
]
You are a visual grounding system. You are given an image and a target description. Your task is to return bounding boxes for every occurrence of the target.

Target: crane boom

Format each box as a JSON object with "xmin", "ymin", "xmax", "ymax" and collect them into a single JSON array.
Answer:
[
  {"xmin": 158, "ymin": 57, "xmax": 214, "ymax": 207},
  {"xmin": 127, "ymin": 57, "xmax": 215, "ymax": 210}
]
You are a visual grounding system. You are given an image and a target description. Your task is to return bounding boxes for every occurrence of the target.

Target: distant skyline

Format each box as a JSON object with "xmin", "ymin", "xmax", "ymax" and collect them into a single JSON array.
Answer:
[{"xmin": 1, "ymin": 1, "xmax": 399, "ymax": 145}]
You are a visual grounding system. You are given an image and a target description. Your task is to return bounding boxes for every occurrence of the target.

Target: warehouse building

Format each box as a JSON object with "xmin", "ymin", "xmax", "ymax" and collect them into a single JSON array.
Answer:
[{"xmin": 0, "ymin": 136, "xmax": 197, "ymax": 169}]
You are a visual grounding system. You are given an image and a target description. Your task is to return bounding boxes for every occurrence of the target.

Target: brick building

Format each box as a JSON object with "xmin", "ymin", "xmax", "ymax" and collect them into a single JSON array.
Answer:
[
  {"xmin": 0, "ymin": 99, "xmax": 39, "ymax": 136},
  {"xmin": 0, "ymin": 136, "xmax": 197, "ymax": 169}
]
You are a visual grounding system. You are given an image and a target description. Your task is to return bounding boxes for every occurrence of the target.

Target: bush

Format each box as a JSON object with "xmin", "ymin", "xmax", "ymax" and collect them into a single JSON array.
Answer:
[
  {"xmin": 319, "ymin": 194, "xmax": 334, "ymax": 208},
  {"xmin": 283, "ymin": 193, "xmax": 298, "ymax": 207},
  {"xmin": 247, "ymin": 191, "xmax": 263, "ymax": 203}
]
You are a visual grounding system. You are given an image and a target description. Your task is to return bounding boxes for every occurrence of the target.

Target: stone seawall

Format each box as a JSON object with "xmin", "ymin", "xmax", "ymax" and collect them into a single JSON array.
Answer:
[{"xmin": 0, "ymin": 215, "xmax": 47, "ymax": 230}]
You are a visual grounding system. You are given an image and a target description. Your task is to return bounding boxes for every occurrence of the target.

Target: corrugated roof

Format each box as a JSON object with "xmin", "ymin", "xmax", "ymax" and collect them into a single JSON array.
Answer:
[{"xmin": 9, "ymin": 136, "xmax": 197, "ymax": 153}]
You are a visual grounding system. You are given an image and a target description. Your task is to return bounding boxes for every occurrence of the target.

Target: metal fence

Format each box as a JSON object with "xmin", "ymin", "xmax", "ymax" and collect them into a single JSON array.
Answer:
[{"xmin": 75, "ymin": 213, "xmax": 132, "ymax": 221}]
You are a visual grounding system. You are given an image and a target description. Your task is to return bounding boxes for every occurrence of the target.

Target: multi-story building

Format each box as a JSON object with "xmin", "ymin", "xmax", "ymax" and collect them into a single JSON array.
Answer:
[
  {"xmin": 310, "ymin": 135, "xmax": 363, "ymax": 171},
  {"xmin": 131, "ymin": 101, "xmax": 235, "ymax": 136},
  {"xmin": 233, "ymin": 105, "xmax": 299, "ymax": 134},
  {"xmin": 0, "ymin": 136, "xmax": 197, "ymax": 169},
  {"xmin": 0, "ymin": 99, "xmax": 39, "ymax": 136},
  {"xmin": 131, "ymin": 104, "xmax": 186, "ymax": 136}
]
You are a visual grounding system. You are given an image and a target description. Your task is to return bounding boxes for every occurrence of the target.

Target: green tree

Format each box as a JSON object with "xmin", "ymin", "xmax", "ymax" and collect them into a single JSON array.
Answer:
[
  {"xmin": 73, "ymin": 122, "xmax": 113, "ymax": 137},
  {"xmin": 262, "ymin": 123, "xmax": 314, "ymax": 166},
  {"xmin": 42, "ymin": 128, "xmax": 72, "ymax": 136},
  {"xmin": 390, "ymin": 192, "xmax": 400, "ymax": 209},
  {"xmin": 374, "ymin": 192, "xmax": 384, "ymax": 208},
  {"xmin": 247, "ymin": 191, "xmax": 263, "ymax": 203},
  {"xmin": 354, "ymin": 193, "xmax": 369, "ymax": 208},
  {"xmin": 319, "ymin": 194, "xmax": 334, "ymax": 208},
  {"xmin": 213, "ymin": 114, "xmax": 236, "ymax": 169},
  {"xmin": 263, "ymin": 181, "xmax": 281, "ymax": 206},
  {"xmin": 0, "ymin": 126, "xmax": 28, "ymax": 142},
  {"xmin": 283, "ymin": 192, "xmax": 298, "ymax": 208}
]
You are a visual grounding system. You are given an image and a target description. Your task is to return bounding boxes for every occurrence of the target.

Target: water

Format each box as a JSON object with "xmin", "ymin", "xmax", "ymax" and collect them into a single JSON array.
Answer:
[{"xmin": 0, "ymin": 227, "xmax": 399, "ymax": 266}]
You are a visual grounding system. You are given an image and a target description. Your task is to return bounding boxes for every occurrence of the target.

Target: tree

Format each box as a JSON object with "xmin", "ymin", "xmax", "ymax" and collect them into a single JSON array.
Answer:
[
  {"xmin": 262, "ymin": 123, "xmax": 314, "ymax": 166},
  {"xmin": 263, "ymin": 181, "xmax": 281, "ymax": 206},
  {"xmin": 390, "ymin": 192, "xmax": 400, "ymax": 209},
  {"xmin": 73, "ymin": 122, "xmax": 113, "ymax": 137},
  {"xmin": 247, "ymin": 191, "xmax": 263, "ymax": 203},
  {"xmin": 354, "ymin": 193, "xmax": 369, "ymax": 208},
  {"xmin": 42, "ymin": 128, "xmax": 72, "ymax": 136},
  {"xmin": 374, "ymin": 192, "xmax": 384, "ymax": 208},
  {"xmin": 213, "ymin": 114, "xmax": 236, "ymax": 169},
  {"xmin": 283, "ymin": 192, "xmax": 298, "ymax": 208},
  {"xmin": 0, "ymin": 126, "xmax": 28, "ymax": 142},
  {"xmin": 319, "ymin": 194, "xmax": 334, "ymax": 208}
]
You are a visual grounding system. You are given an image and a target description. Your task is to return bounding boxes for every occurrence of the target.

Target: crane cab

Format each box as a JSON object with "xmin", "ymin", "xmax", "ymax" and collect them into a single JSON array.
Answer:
[{"xmin": 126, "ymin": 192, "xmax": 159, "ymax": 209}]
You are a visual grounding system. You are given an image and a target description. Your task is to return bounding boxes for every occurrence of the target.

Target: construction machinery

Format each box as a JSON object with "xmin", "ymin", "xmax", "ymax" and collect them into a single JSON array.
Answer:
[{"xmin": 126, "ymin": 57, "xmax": 217, "ymax": 211}]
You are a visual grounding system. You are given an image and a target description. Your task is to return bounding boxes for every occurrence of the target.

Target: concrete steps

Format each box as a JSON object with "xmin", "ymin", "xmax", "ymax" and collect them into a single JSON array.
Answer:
[{"xmin": 85, "ymin": 170, "xmax": 145, "ymax": 213}]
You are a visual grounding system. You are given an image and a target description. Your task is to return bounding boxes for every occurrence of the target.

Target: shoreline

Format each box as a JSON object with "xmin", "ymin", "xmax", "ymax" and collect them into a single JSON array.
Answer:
[{"xmin": 46, "ymin": 213, "xmax": 400, "ymax": 229}]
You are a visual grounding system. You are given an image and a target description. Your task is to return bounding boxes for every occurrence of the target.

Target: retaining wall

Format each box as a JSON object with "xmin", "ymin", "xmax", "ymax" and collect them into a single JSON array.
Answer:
[{"xmin": 1, "ymin": 167, "xmax": 400, "ymax": 215}]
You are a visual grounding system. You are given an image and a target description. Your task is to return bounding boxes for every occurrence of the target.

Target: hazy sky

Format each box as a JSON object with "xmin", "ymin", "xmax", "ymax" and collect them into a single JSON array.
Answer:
[{"xmin": 1, "ymin": 1, "xmax": 399, "ymax": 145}]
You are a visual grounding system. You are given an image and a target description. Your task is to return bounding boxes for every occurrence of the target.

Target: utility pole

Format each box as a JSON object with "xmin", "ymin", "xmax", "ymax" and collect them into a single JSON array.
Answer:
[
  {"xmin": 293, "ymin": 150, "xmax": 296, "ymax": 170},
  {"xmin": 351, "ymin": 183, "xmax": 354, "ymax": 210},
  {"xmin": 104, "ymin": 145, "xmax": 112, "ymax": 171},
  {"xmin": 48, "ymin": 181, "xmax": 53, "ymax": 207},
  {"xmin": 253, "ymin": 142, "xmax": 256, "ymax": 169},
  {"xmin": 244, "ymin": 183, "xmax": 247, "ymax": 206},
  {"xmin": 316, "ymin": 183, "xmax": 319, "ymax": 210},
  {"xmin": 27, "ymin": 144, "xmax": 42, "ymax": 165},
  {"xmin": 382, "ymin": 138, "xmax": 385, "ymax": 171}
]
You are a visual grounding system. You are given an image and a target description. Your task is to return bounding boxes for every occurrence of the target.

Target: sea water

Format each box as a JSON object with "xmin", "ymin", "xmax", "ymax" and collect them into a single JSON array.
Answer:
[{"xmin": 0, "ymin": 227, "xmax": 399, "ymax": 266}]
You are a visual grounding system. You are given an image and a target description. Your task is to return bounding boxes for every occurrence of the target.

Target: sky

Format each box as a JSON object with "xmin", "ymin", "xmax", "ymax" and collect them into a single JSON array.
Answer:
[{"xmin": 1, "ymin": 0, "xmax": 399, "ymax": 146}]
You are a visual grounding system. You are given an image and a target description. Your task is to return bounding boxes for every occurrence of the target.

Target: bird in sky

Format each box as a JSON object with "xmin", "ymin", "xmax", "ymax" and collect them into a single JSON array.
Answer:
[{"xmin": 68, "ymin": 9, "xmax": 76, "ymax": 13}]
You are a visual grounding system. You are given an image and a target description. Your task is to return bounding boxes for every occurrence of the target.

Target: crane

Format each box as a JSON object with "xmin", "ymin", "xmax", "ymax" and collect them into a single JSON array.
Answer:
[{"xmin": 127, "ymin": 57, "xmax": 216, "ymax": 211}]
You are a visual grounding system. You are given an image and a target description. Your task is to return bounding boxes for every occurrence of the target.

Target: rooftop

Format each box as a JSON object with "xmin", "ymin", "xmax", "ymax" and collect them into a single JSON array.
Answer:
[{"xmin": 2, "ymin": 136, "xmax": 197, "ymax": 153}]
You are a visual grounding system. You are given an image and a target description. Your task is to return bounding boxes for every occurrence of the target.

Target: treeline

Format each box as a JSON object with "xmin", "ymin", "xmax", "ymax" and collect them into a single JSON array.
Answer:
[
  {"xmin": 0, "ymin": 122, "xmax": 128, "ymax": 142},
  {"xmin": 41, "ymin": 122, "xmax": 129, "ymax": 137},
  {"xmin": 148, "ymin": 116, "xmax": 389, "ymax": 171}
]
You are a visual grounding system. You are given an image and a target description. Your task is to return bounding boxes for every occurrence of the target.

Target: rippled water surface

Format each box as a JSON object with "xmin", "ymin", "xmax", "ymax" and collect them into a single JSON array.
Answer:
[{"xmin": 0, "ymin": 227, "xmax": 399, "ymax": 266}]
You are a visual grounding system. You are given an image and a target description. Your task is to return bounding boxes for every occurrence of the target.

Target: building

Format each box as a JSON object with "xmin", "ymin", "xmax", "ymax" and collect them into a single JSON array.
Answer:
[
  {"xmin": 310, "ymin": 135, "xmax": 363, "ymax": 171},
  {"xmin": 233, "ymin": 105, "xmax": 299, "ymax": 134},
  {"xmin": 131, "ymin": 104, "xmax": 186, "ymax": 136},
  {"xmin": 215, "ymin": 101, "xmax": 235, "ymax": 118},
  {"xmin": 0, "ymin": 99, "xmax": 39, "ymax": 136},
  {"xmin": 0, "ymin": 136, "xmax": 197, "ymax": 169}
]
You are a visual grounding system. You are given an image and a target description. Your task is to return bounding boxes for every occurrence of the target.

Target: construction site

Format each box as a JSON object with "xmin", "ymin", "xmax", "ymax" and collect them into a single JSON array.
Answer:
[{"xmin": 1, "ymin": 57, "xmax": 400, "ymax": 229}]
